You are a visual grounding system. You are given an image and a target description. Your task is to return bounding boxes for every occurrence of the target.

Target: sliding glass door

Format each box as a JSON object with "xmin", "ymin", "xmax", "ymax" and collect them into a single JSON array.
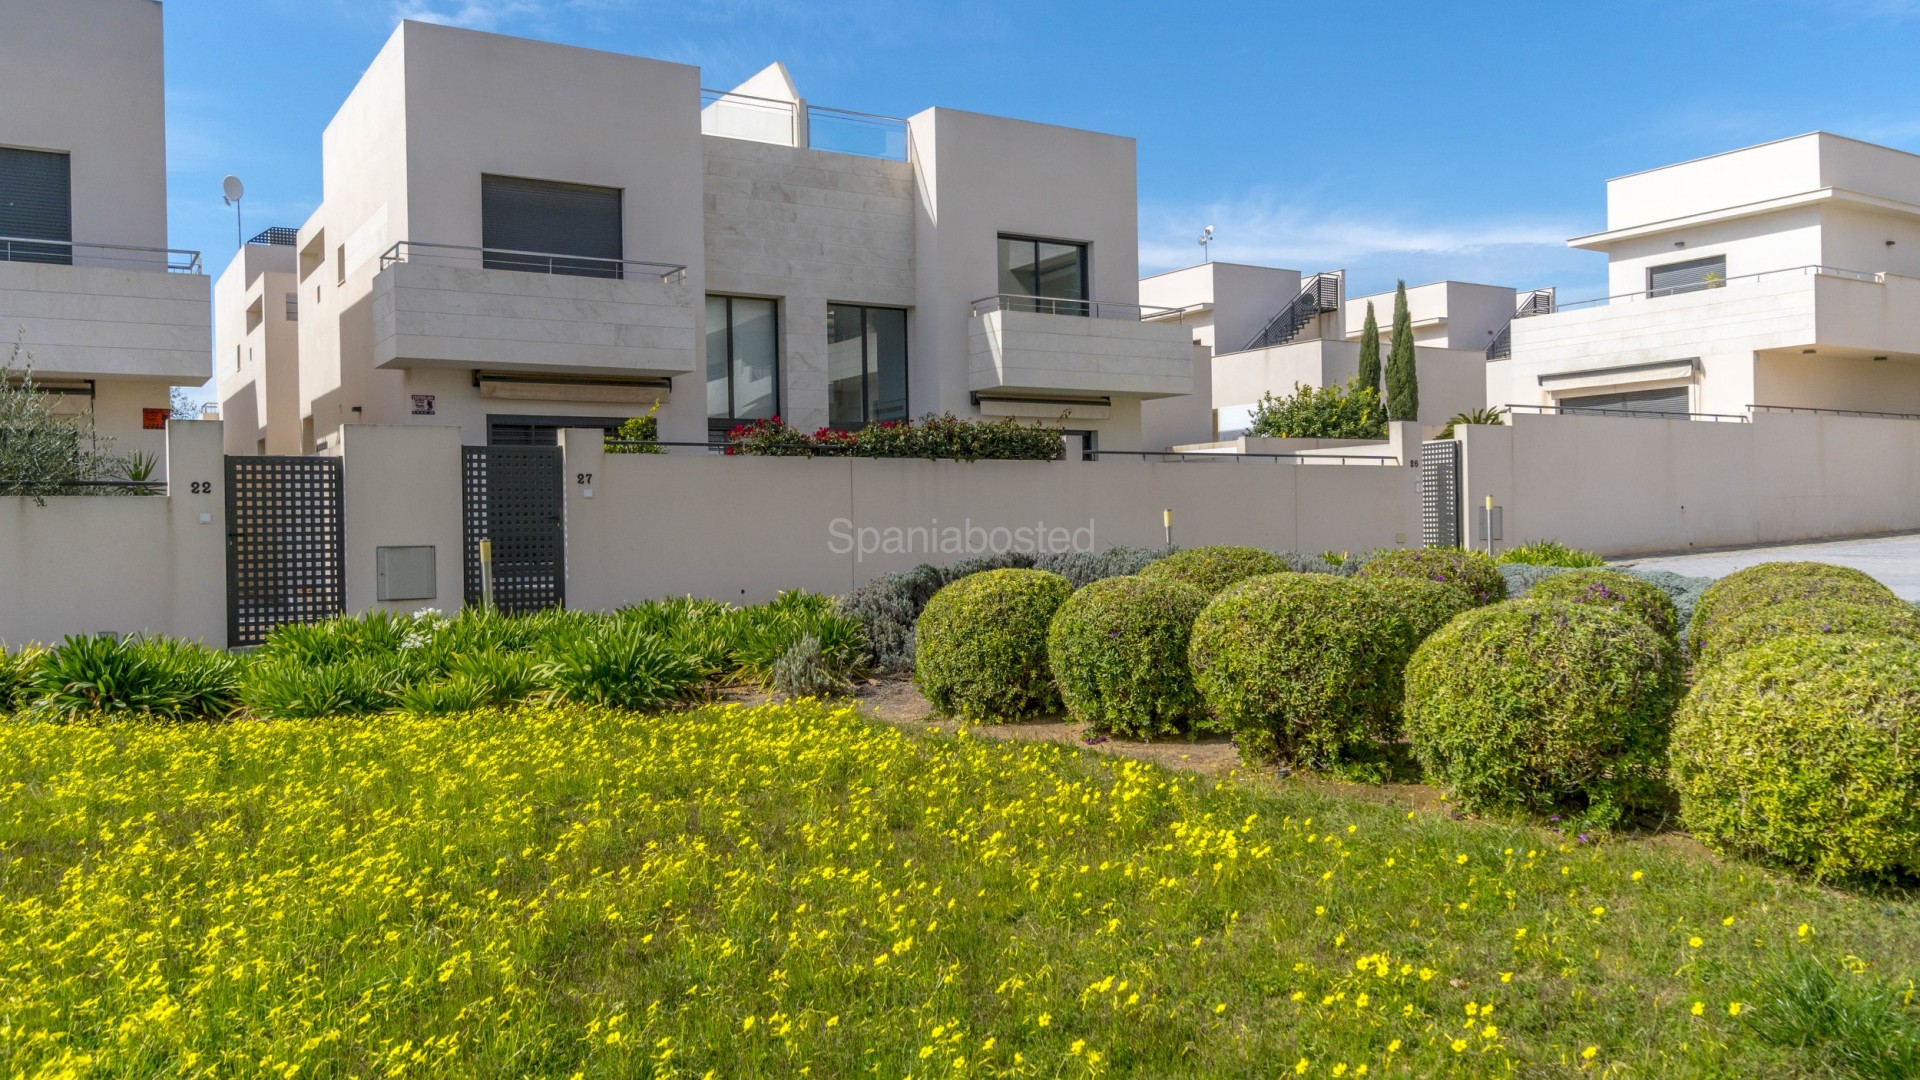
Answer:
[
  {"xmin": 828, "ymin": 303, "xmax": 909, "ymax": 428},
  {"xmin": 997, "ymin": 234, "xmax": 1088, "ymax": 315}
]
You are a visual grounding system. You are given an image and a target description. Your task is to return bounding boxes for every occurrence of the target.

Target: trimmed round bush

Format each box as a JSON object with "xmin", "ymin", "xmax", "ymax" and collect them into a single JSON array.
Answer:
[
  {"xmin": 1046, "ymin": 575, "xmax": 1210, "ymax": 738},
  {"xmin": 1355, "ymin": 548, "xmax": 1507, "ymax": 605},
  {"xmin": 1527, "ymin": 568, "xmax": 1682, "ymax": 641},
  {"xmin": 1353, "ymin": 576, "xmax": 1479, "ymax": 647},
  {"xmin": 915, "ymin": 569, "xmax": 1073, "ymax": 722},
  {"xmin": 1689, "ymin": 562, "xmax": 1898, "ymax": 650},
  {"xmin": 1691, "ymin": 598, "xmax": 1920, "ymax": 667},
  {"xmin": 1139, "ymin": 545, "xmax": 1290, "ymax": 596},
  {"xmin": 1403, "ymin": 600, "xmax": 1680, "ymax": 827},
  {"xmin": 1188, "ymin": 574, "xmax": 1404, "ymax": 767},
  {"xmin": 1672, "ymin": 634, "xmax": 1920, "ymax": 879}
]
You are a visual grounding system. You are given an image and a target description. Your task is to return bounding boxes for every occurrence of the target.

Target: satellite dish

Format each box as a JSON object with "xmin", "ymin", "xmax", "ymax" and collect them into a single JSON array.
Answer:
[{"xmin": 222, "ymin": 175, "xmax": 244, "ymax": 203}]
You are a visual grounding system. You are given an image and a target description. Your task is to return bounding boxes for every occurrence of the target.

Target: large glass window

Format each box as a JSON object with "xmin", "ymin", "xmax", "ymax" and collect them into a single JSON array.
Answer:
[
  {"xmin": 0, "ymin": 147, "xmax": 72, "ymax": 265},
  {"xmin": 480, "ymin": 175, "xmax": 623, "ymax": 278},
  {"xmin": 997, "ymin": 234, "xmax": 1088, "ymax": 315},
  {"xmin": 707, "ymin": 296, "xmax": 780, "ymax": 435},
  {"xmin": 828, "ymin": 304, "xmax": 909, "ymax": 428},
  {"xmin": 1646, "ymin": 255, "xmax": 1725, "ymax": 298}
]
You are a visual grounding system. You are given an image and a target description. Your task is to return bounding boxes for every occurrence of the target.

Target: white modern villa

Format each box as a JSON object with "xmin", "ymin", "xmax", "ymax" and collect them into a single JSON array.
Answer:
[
  {"xmin": 1494, "ymin": 132, "xmax": 1920, "ymax": 419},
  {"xmin": 0, "ymin": 0, "xmax": 210, "ymax": 472},
  {"xmin": 247, "ymin": 20, "xmax": 1206, "ymax": 455}
]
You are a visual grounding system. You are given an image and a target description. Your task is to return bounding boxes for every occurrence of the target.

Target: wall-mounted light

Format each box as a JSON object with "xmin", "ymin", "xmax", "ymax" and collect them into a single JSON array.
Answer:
[
  {"xmin": 1888, "ymin": 240, "xmax": 1898, "ymax": 247},
  {"xmin": 1674, "ymin": 241, "xmax": 1686, "ymax": 248},
  {"xmin": 1802, "ymin": 349, "xmax": 1817, "ymax": 355}
]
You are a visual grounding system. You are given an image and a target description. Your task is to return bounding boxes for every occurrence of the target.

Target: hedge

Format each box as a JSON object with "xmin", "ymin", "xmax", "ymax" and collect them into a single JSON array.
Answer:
[
  {"xmin": 1403, "ymin": 600, "xmax": 1679, "ymax": 827},
  {"xmin": 1690, "ymin": 597, "xmax": 1920, "ymax": 667},
  {"xmin": 1355, "ymin": 548, "xmax": 1506, "ymax": 605},
  {"xmin": 1139, "ymin": 546, "xmax": 1291, "ymax": 596},
  {"xmin": 914, "ymin": 569, "xmax": 1073, "ymax": 722},
  {"xmin": 1046, "ymin": 575, "xmax": 1210, "ymax": 738},
  {"xmin": 1188, "ymin": 574, "xmax": 1404, "ymax": 767},
  {"xmin": 1672, "ymin": 634, "xmax": 1920, "ymax": 879},
  {"xmin": 1526, "ymin": 568, "xmax": 1681, "ymax": 641},
  {"xmin": 1688, "ymin": 562, "xmax": 1899, "ymax": 650}
]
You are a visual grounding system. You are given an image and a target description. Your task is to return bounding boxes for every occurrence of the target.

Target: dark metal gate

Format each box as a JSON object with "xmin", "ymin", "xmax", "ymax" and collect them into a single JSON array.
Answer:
[
  {"xmin": 1419, "ymin": 440, "xmax": 1463, "ymax": 549},
  {"xmin": 462, "ymin": 445, "xmax": 566, "ymax": 613},
  {"xmin": 226, "ymin": 456, "xmax": 346, "ymax": 647}
]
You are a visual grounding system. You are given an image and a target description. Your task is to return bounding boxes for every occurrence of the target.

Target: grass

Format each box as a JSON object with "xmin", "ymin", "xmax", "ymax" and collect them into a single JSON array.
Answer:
[{"xmin": 0, "ymin": 701, "xmax": 1915, "ymax": 1078}]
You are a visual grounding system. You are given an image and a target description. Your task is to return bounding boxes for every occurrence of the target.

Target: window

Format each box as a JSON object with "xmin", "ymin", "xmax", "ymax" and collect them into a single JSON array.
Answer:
[
  {"xmin": 0, "ymin": 147, "xmax": 72, "ymax": 265},
  {"xmin": 998, "ymin": 234, "xmax": 1088, "ymax": 315},
  {"xmin": 486, "ymin": 414, "xmax": 631, "ymax": 447},
  {"xmin": 707, "ymin": 296, "xmax": 780, "ymax": 437},
  {"xmin": 828, "ymin": 304, "xmax": 909, "ymax": 428},
  {"xmin": 285, "ymin": 293, "xmax": 299, "ymax": 321},
  {"xmin": 1558, "ymin": 386, "xmax": 1690, "ymax": 417},
  {"xmin": 336, "ymin": 245, "xmax": 346, "ymax": 286},
  {"xmin": 1647, "ymin": 256, "xmax": 1725, "ymax": 298},
  {"xmin": 481, "ymin": 175, "xmax": 623, "ymax": 278}
]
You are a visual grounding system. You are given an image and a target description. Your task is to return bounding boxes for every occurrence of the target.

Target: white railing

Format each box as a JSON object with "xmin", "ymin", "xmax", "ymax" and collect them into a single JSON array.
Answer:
[
  {"xmin": 971, "ymin": 294, "xmax": 1192, "ymax": 322},
  {"xmin": 379, "ymin": 241, "xmax": 686, "ymax": 283},
  {"xmin": 0, "ymin": 237, "xmax": 202, "ymax": 274}
]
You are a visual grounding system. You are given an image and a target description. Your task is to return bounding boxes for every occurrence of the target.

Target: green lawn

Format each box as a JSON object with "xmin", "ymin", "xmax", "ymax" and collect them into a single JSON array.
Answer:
[{"xmin": 0, "ymin": 701, "xmax": 1914, "ymax": 1078}]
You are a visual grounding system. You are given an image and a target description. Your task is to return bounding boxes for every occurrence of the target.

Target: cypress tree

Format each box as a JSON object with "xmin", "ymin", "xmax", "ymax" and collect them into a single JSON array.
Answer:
[
  {"xmin": 1356, "ymin": 301, "xmax": 1381, "ymax": 395},
  {"xmin": 1386, "ymin": 280, "xmax": 1419, "ymax": 421}
]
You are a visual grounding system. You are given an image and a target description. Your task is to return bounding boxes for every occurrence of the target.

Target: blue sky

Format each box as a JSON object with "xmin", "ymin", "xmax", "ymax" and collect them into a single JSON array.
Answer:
[{"xmin": 164, "ymin": 0, "xmax": 1920, "ymax": 304}]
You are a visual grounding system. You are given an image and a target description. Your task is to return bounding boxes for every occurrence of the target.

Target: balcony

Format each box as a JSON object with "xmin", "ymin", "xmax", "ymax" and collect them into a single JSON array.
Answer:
[
  {"xmin": 371, "ymin": 242, "xmax": 697, "ymax": 378},
  {"xmin": 967, "ymin": 295, "xmax": 1197, "ymax": 400},
  {"xmin": 1504, "ymin": 265, "xmax": 1920, "ymax": 380},
  {"xmin": 700, "ymin": 89, "xmax": 908, "ymax": 161},
  {"xmin": 0, "ymin": 238, "xmax": 209, "ymax": 381}
]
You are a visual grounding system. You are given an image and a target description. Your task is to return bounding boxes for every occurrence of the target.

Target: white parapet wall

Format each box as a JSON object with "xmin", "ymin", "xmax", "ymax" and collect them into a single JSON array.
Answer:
[
  {"xmin": 1459, "ymin": 410, "xmax": 1920, "ymax": 557},
  {"xmin": 0, "ymin": 421, "xmax": 227, "ymax": 647},
  {"xmin": 559, "ymin": 429, "xmax": 1421, "ymax": 605}
]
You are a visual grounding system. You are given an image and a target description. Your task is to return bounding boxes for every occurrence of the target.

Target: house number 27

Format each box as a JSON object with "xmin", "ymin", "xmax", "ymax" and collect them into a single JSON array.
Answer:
[{"xmin": 576, "ymin": 473, "xmax": 592, "ymax": 485}]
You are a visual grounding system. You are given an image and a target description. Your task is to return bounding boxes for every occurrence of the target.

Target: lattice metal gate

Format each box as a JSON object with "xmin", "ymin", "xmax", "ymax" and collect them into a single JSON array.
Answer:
[
  {"xmin": 1419, "ymin": 440, "xmax": 1463, "ymax": 549},
  {"xmin": 463, "ymin": 445, "xmax": 566, "ymax": 613},
  {"xmin": 226, "ymin": 456, "xmax": 346, "ymax": 647}
]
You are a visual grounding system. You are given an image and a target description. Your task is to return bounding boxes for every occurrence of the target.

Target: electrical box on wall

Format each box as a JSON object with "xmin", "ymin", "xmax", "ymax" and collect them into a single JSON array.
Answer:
[{"xmin": 376, "ymin": 546, "xmax": 436, "ymax": 601}]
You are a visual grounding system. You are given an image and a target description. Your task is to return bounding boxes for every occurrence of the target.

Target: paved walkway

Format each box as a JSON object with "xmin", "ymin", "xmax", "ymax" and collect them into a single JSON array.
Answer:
[{"xmin": 1618, "ymin": 532, "xmax": 1920, "ymax": 599}]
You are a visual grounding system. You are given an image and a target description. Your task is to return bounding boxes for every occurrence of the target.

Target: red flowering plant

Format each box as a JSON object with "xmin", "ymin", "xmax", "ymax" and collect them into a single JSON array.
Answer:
[
  {"xmin": 723, "ymin": 413, "xmax": 1065, "ymax": 461},
  {"xmin": 725, "ymin": 417, "xmax": 811, "ymax": 457}
]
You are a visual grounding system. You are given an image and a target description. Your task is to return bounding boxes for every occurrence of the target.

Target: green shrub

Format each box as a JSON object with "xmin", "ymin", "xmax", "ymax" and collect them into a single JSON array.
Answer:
[
  {"xmin": 837, "ymin": 548, "xmax": 1169, "ymax": 673},
  {"xmin": 605, "ymin": 403, "xmax": 665, "ymax": 454},
  {"xmin": 1355, "ymin": 548, "xmax": 1507, "ymax": 605},
  {"xmin": 24, "ymin": 635, "xmax": 245, "ymax": 720},
  {"xmin": 1692, "ymin": 598, "xmax": 1920, "ymax": 667},
  {"xmin": 1188, "ymin": 574, "xmax": 1407, "ymax": 768},
  {"xmin": 1046, "ymin": 575, "xmax": 1210, "ymax": 738},
  {"xmin": 1139, "ymin": 546, "xmax": 1290, "ymax": 596},
  {"xmin": 1354, "ymin": 577, "xmax": 1478, "ymax": 648},
  {"xmin": 393, "ymin": 677, "xmax": 492, "ymax": 715},
  {"xmin": 769, "ymin": 634, "xmax": 842, "ymax": 698},
  {"xmin": 1403, "ymin": 600, "xmax": 1679, "ymax": 828},
  {"xmin": 1526, "ymin": 568, "xmax": 1682, "ymax": 641},
  {"xmin": 915, "ymin": 569, "xmax": 1072, "ymax": 722},
  {"xmin": 1247, "ymin": 378, "xmax": 1386, "ymax": 439},
  {"xmin": 1671, "ymin": 634, "xmax": 1920, "ymax": 879},
  {"xmin": 548, "ymin": 622, "xmax": 707, "ymax": 712},
  {"xmin": 727, "ymin": 413, "xmax": 1065, "ymax": 461},
  {"xmin": 1689, "ymin": 562, "xmax": 1899, "ymax": 650},
  {"xmin": 1497, "ymin": 540, "xmax": 1604, "ymax": 568},
  {"xmin": 240, "ymin": 656, "xmax": 402, "ymax": 719},
  {"xmin": 0, "ymin": 643, "xmax": 43, "ymax": 712},
  {"xmin": 728, "ymin": 590, "xmax": 868, "ymax": 690}
]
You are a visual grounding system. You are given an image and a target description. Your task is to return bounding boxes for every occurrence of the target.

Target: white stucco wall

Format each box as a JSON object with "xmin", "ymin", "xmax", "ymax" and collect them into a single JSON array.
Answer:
[
  {"xmin": 1345, "ymin": 281, "xmax": 1518, "ymax": 352},
  {"xmin": 1211, "ymin": 339, "xmax": 1486, "ymax": 429},
  {"xmin": 215, "ymin": 243, "xmax": 301, "ymax": 455}
]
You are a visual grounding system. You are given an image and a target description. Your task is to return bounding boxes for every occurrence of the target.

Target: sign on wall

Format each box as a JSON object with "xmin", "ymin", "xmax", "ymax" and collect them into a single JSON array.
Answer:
[
  {"xmin": 411, "ymin": 394, "xmax": 436, "ymax": 416},
  {"xmin": 142, "ymin": 408, "xmax": 169, "ymax": 430}
]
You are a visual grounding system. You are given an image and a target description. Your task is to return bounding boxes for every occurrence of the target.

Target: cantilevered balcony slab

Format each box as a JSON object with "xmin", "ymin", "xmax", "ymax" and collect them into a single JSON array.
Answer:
[
  {"xmin": 967, "ymin": 298, "xmax": 1195, "ymax": 399},
  {"xmin": 371, "ymin": 243, "xmax": 697, "ymax": 377},
  {"xmin": 0, "ymin": 241, "xmax": 209, "ymax": 381}
]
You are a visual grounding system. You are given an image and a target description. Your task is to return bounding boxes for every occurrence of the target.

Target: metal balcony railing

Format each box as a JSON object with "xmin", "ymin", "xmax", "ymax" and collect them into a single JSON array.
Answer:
[
  {"xmin": 1485, "ymin": 287, "xmax": 1557, "ymax": 361},
  {"xmin": 379, "ymin": 241, "xmax": 687, "ymax": 283},
  {"xmin": 699, "ymin": 89, "xmax": 909, "ymax": 161},
  {"xmin": 970, "ymin": 294, "xmax": 1191, "ymax": 322},
  {"xmin": 1506, "ymin": 403, "xmax": 1750, "ymax": 423},
  {"xmin": 1750, "ymin": 403, "xmax": 1920, "ymax": 421},
  {"xmin": 1527, "ymin": 265, "xmax": 1880, "ymax": 314},
  {"xmin": 0, "ymin": 236, "xmax": 202, "ymax": 274}
]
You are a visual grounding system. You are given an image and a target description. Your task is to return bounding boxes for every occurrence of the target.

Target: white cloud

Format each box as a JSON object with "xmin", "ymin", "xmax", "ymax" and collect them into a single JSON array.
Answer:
[
  {"xmin": 1139, "ymin": 193, "xmax": 1597, "ymax": 296},
  {"xmin": 392, "ymin": 0, "xmax": 550, "ymax": 30}
]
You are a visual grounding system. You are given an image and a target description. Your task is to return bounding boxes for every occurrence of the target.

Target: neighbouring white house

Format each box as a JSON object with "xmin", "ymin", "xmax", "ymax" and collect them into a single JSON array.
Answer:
[
  {"xmin": 257, "ymin": 20, "xmax": 1203, "ymax": 455},
  {"xmin": 0, "ymin": 0, "xmax": 210, "ymax": 471},
  {"xmin": 1496, "ymin": 132, "xmax": 1920, "ymax": 419},
  {"xmin": 1139, "ymin": 262, "xmax": 1520, "ymax": 441},
  {"xmin": 214, "ymin": 229, "xmax": 302, "ymax": 455}
]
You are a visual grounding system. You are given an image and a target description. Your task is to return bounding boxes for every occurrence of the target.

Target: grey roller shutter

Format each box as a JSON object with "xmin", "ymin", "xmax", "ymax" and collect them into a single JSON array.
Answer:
[
  {"xmin": 480, "ymin": 175, "xmax": 623, "ymax": 278},
  {"xmin": 1647, "ymin": 256, "xmax": 1725, "ymax": 297},
  {"xmin": 0, "ymin": 147, "xmax": 72, "ymax": 265},
  {"xmin": 1560, "ymin": 386, "xmax": 1690, "ymax": 416}
]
